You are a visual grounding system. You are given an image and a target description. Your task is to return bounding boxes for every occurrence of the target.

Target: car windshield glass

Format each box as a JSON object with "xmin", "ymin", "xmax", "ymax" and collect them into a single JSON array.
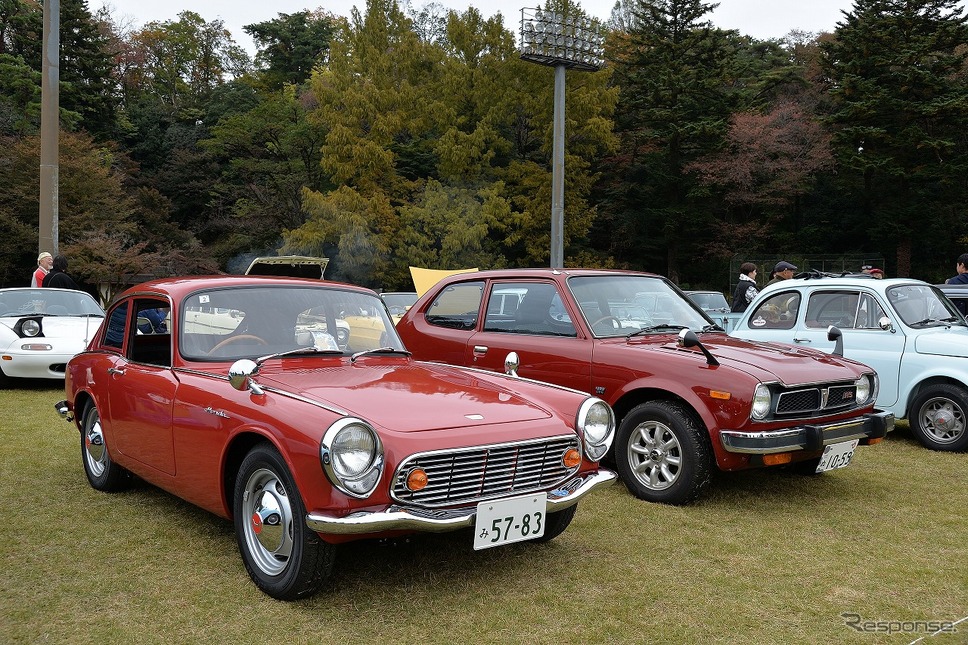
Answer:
[
  {"xmin": 381, "ymin": 293, "xmax": 417, "ymax": 308},
  {"xmin": 181, "ymin": 285, "xmax": 406, "ymax": 360},
  {"xmin": 688, "ymin": 292, "xmax": 729, "ymax": 312},
  {"xmin": 886, "ymin": 284, "xmax": 966, "ymax": 327},
  {"xmin": 0, "ymin": 289, "xmax": 103, "ymax": 317},
  {"xmin": 567, "ymin": 275, "xmax": 711, "ymax": 338}
]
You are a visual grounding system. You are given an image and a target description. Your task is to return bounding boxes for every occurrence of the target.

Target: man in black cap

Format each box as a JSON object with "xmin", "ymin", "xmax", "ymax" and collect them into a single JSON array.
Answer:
[{"xmin": 767, "ymin": 260, "xmax": 797, "ymax": 286}]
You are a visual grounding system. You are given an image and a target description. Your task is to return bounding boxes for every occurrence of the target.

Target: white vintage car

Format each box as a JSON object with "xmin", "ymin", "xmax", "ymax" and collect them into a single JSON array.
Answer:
[
  {"xmin": 730, "ymin": 274, "xmax": 968, "ymax": 451},
  {"xmin": 0, "ymin": 288, "xmax": 104, "ymax": 385}
]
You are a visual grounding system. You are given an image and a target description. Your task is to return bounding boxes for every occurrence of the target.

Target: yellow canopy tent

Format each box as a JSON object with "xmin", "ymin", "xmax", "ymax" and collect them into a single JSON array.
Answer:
[{"xmin": 409, "ymin": 267, "xmax": 479, "ymax": 297}]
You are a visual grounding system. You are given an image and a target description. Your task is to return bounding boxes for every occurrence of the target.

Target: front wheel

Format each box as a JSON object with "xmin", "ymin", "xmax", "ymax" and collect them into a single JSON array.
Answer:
[
  {"xmin": 615, "ymin": 401, "xmax": 712, "ymax": 505},
  {"xmin": 910, "ymin": 384, "xmax": 968, "ymax": 451},
  {"xmin": 81, "ymin": 403, "xmax": 130, "ymax": 492},
  {"xmin": 234, "ymin": 443, "xmax": 335, "ymax": 599}
]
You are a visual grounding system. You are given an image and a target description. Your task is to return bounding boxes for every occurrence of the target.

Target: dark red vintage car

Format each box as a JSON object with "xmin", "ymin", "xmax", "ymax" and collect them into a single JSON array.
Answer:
[
  {"xmin": 55, "ymin": 276, "xmax": 616, "ymax": 599},
  {"xmin": 396, "ymin": 269, "xmax": 894, "ymax": 505}
]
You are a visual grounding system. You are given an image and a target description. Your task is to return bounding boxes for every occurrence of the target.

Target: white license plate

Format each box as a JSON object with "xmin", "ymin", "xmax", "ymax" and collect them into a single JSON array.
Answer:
[
  {"xmin": 473, "ymin": 493, "xmax": 546, "ymax": 550},
  {"xmin": 815, "ymin": 439, "xmax": 860, "ymax": 473}
]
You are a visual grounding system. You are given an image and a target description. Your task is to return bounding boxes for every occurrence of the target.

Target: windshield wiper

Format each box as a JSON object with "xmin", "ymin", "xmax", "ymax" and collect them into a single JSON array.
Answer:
[
  {"xmin": 908, "ymin": 317, "xmax": 957, "ymax": 327},
  {"xmin": 627, "ymin": 324, "xmax": 688, "ymax": 338},
  {"xmin": 699, "ymin": 324, "xmax": 724, "ymax": 333},
  {"xmin": 256, "ymin": 346, "xmax": 344, "ymax": 365},
  {"xmin": 350, "ymin": 347, "xmax": 413, "ymax": 362}
]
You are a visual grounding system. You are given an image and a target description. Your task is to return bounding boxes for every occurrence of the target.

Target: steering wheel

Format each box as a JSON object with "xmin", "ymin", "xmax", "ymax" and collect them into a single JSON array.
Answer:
[
  {"xmin": 591, "ymin": 316, "xmax": 620, "ymax": 329},
  {"xmin": 208, "ymin": 334, "xmax": 268, "ymax": 355}
]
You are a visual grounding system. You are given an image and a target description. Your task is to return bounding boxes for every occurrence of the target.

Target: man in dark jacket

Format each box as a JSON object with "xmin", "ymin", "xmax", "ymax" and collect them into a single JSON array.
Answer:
[
  {"xmin": 42, "ymin": 255, "xmax": 80, "ymax": 290},
  {"xmin": 946, "ymin": 253, "xmax": 968, "ymax": 285}
]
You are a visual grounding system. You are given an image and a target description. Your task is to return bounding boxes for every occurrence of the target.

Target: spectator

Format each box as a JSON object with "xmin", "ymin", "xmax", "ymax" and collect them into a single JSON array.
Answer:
[
  {"xmin": 860, "ymin": 264, "xmax": 873, "ymax": 275},
  {"xmin": 42, "ymin": 254, "xmax": 80, "ymax": 290},
  {"xmin": 767, "ymin": 261, "xmax": 797, "ymax": 286},
  {"xmin": 31, "ymin": 252, "xmax": 52, "ymax": 287},
  {"xmin": 731, "ymin": 262, "xmax": 759, "ymax": 313},
  {"xmin": 869, "ymin": 268, "xmax": 884, "ymax": 279},
  {"xmin": 945, "ymin": 253, "xmax": 968, "ymax": 285}
]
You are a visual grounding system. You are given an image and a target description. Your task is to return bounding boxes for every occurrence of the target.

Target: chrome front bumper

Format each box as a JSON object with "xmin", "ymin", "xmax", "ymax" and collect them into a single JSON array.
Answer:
[
  {"xmin": 719, "ymin": 411, "xmax": 895, "ymax": 455},
  {"xmin": 305, "ymin": 469, "xmax": 616, "ymax": 535}
]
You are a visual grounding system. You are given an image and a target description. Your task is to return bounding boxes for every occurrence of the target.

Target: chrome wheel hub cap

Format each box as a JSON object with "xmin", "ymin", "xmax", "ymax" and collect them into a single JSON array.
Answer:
[
  {"xmin": 85, "ymin": 419, "xmax": 106, "ymax": 476},
  {"xmin": 242, "ymin": 469, "xmax": 294, "ymax": 576},
  {"xmin": 628, "ymin": 421, "xmax": 682, "ymax": 491}
]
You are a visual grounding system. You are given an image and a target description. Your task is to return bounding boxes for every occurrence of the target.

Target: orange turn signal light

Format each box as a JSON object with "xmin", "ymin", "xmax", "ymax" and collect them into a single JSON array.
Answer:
[
  {"xmin": 763, "ymin": 452, "xmax": 793, "ymax": 466},
  {"xmin": 865, "ymin": 437, "xmax": 883, "ymax": 445},
  {"xmin": 709, "ymin": 390, "xmax": 731, "ymax": 400},
  {"xmin": 563, "ymin": 448, "xmax": 581, "ymax": 468},
  {"xmin": 406, "ymin": 468, "xmax": 428, "ymax": 491}
]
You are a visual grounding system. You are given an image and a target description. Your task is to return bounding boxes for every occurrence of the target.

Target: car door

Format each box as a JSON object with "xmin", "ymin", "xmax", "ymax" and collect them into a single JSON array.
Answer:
[
  {"xmin": 105, "ymin": 297, "xmax": 177, "ymax": 475},
  {"xmin": 464, "ymin": 280, "xmax": 593, "ymax": 393}
]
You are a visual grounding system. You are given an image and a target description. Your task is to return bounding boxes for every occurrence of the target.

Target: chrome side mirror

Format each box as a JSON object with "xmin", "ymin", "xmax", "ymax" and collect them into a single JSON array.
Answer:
[
  {"xmin": 878, "ymin": 316, "xmax": 894, "ymax": 332},
  {"xmin": 826, "ymin": 325, "xmax": 844, "ymax": 356},
  {"xmin": 504, "ymin": 352, "xmax": 520, "ymax": 377},
  {"xmin": 229, "ymin": 359, "xmax": 263, "ymax": 395}
]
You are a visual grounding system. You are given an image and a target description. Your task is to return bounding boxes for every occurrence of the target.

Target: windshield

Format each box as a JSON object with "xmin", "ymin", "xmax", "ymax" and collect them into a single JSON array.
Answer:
[
  {"xmin": 688, "ymin": 292, "xmax": 729, "ymax": 312},
  {"xmin": 0, "ymin": 288, "xmax": 103, "ymax": 317},
  {"xmin": 887, "ymin": 284, "xmax": 966, "ymax": 327},
  {"xmin": 181, "ymin": 285, "xmax": 406, "ymax": 360},
  {"xmin": 567, "ymin": 275, "xmax": 711, "ymax": 338}
]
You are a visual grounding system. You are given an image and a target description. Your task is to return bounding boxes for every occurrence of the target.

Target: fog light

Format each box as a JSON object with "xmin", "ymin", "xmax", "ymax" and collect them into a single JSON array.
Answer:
[
  {"xmin": 406, "ymin": 468, "xmax": 428, "ymax": 491},
  {"xmin": 562, "ymin": 448, "xmax": 581, "ymax": 468},
  {"xmin": 763, "ymin": 452, "xmax": 793, "ymax": 466}
]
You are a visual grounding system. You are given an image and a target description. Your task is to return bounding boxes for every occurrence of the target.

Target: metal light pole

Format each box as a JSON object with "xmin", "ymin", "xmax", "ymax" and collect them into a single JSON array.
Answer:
[
  {"xmin": 40, "ymin": 0, "xmax": 60, "ymax": 256},
  {"xmin": 519, "ymin": 7, "xmax": 604, "ymax": 268}
]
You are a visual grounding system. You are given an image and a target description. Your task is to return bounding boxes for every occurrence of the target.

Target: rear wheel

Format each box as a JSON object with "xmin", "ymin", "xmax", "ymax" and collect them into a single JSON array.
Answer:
[
  {"xmin": 532, "ymin": 504, "xmax": 577, "ymax": 543},
  {"xmin": 234, "ymin": 443, "xmax": 336, "ymax": 599},
  {"xmin": 910, "ymin": 384, "xmax": 968, "ymax": 451},
  {"xmin": 81, "ymin": 403, "xmax": 130, "ymax": 492},
  {"xmin": 615, "ymin": 401, "xmax": 712, "ymax": 505}
]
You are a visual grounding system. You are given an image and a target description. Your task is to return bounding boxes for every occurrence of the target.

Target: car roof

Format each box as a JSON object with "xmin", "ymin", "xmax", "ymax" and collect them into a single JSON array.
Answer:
[
  {"xmin": 756, "ymin": 274, "xmax": 927, "ymax": 297},
  {"xmin": 432, "ymin": 268, "xmax": 663, "ymax": 283},
  {"xmin": 111, "ymin": 275, "xmax": 377, "ymax": 304}
]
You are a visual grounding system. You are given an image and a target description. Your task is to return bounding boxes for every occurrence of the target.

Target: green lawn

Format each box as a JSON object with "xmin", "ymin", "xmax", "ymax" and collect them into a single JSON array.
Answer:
[{"xmin": 2, "ymin": 383, "xmax": 965, "ymax": 644}]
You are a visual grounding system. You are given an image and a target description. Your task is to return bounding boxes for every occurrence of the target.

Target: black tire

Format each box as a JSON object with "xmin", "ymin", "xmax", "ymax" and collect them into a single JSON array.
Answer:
[
  {"xmin": 234, "ymin": 443, "xmax": 336, "ymax": 600},
  {"xmin": 80, "ymin": 402, "xmax": 130, "ymax": 492},
  {"xmin": 909, "ymin": 384, "xmax": 968, "ymax": 452},
  {"xmin": 532, "ymin": 504, "xmax": 577, "ymax": 543},
  {"xmin": 615, "ymin": 401, "xmax": 712, "ymax": 505}
]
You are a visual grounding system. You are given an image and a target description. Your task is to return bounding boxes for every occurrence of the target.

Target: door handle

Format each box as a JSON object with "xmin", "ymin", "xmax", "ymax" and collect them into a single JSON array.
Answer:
[
  {"xmin": 107, "ymin": 367, "xmax": 125, "ymax": 375},
  {"xmin": 793, "ymin": 338, "xmax": 810, "ymax": 343},
  {"xmin": 473, "ymin": 345, "xmax": 488, "ymax": 354}
]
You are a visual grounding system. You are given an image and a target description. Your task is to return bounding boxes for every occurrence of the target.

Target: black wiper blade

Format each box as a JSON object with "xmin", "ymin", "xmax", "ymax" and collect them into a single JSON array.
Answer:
[
  {"xmin": 256, "ymin": 346, "xmax": 344, "ymax": 365},
  {"xmin": 350, "ymin": 347, "xmax": 413, "ymax": 362},
  {"xmin": 700, "ymin": 324, "xmax": 724, "ymax": 333},
  {"xmin": 627, "ymin": 324, "xmax": 687, "ymax": 338}
]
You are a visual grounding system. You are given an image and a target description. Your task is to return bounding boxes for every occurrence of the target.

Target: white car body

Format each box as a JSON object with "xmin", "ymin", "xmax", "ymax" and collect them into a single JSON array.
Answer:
[
  {"xmin": 729, "ymin": 275, "xmax": 968, "ymax": 451},
  {"xmin": 0, "ymin": 288, "xmax": 104, "ymax": 383}
]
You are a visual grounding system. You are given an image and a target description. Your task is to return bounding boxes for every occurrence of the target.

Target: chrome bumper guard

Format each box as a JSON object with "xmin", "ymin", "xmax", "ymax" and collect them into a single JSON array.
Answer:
[
  {"xmin": 720, "ymin": 411, "xmax": 895, "ymax": 455},
  {"xmin": 305, "ymin": 469, "xmax": 616, "ymax": 535}
]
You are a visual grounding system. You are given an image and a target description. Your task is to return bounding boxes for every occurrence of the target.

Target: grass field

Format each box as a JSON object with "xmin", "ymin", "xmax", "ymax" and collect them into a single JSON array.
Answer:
[{"xmin": 1, "ymin": 382, "xmax": 965, "ymax": 644}]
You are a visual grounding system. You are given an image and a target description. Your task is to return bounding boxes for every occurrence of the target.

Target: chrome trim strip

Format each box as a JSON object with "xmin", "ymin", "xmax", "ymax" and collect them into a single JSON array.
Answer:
[
  {"xmin": 172, "ymin": 368, "xmax": 349, "ymax": 416},
  {"xmin": 304, "ymin": 469, "xmax": 616, "ymax": 535}
]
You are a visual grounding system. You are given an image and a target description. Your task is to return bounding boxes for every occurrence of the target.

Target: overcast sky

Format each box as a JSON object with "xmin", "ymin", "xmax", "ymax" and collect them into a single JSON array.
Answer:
[{"xmin": 90, "ymin": 0, "xmax": 870, "ymax": 54}]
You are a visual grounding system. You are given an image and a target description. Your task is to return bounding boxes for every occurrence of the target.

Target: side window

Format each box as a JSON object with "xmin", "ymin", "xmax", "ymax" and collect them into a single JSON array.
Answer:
[
  {"xmin": 483, "ymin": 282, "xmax": 576, "ymax": 337},
  {"xmin": 426, "ymin": 281, "xmax": 484, "ymax": 330},
  {"xmin": 805, "ymin": 291, "xmax": 859, "ymax": 329},
  {"xmin": 129, "ymin": 299, "xmax": 172, "ymax": 367},
  {"xmin": 104, "ymin": 302, "xmax": 129, "ymax": 350},
  {"xmin": 747, "ymin": 291, "xmax": 801, "ymax": 330},
  {"xmin": 855, "ymin": 293, "xmax": 887, "ymax": 329}
]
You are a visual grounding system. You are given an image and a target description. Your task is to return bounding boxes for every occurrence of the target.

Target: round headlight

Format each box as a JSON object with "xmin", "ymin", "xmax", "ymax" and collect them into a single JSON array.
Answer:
[
  {"xmin": 578, "ymin": 397, "xmax": 615, "ymax": 462},
  {"xmin": 22, "ymin": 319, "xmax": 41, "ymax": 337},
  {"xmin": 321, "ymin": 418, "xmax": 384, "ymax": 498},
  {"xmin": 855, "ymin": 375, "xmax": 872, "ymax": 405},
  {"xmin": 751, "ymin": 383, "xmax": 772, "ymax": 420}
]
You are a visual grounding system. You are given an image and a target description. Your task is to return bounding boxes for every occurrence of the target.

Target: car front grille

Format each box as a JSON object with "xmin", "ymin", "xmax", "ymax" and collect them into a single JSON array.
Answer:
[
  {"xmin": 391, "ymin": 435, "xmax": 580, "ymax": 508},
  {"xmin": 776, "ymin": 383, "xmax": 858, "ymax": 416}
]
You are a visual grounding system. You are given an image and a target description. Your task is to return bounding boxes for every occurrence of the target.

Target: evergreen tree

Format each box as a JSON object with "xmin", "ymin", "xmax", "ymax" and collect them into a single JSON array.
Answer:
[
  {"xmin": 821, "ymin": 0, "xmax": 968, "ymax": 277},
  {"xmin": 244, "ymin": 10, "xmax": 337, "ymax": 90}
]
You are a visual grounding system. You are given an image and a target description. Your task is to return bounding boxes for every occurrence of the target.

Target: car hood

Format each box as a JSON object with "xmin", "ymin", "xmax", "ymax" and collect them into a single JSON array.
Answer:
[
  {"xmin": 624, "ymin": 333, "xmax": 868, "ymax": 383},
  {"xmin": 0, "ymin": 316, "xmax": 102, "ymax": 344},
  {"xmin": 255, "ymin": 361, "xmax": 554, "ymax": 432},
  {"xmin": 913, "ymin": 327, "xmax": 968, "ymax": 358}
]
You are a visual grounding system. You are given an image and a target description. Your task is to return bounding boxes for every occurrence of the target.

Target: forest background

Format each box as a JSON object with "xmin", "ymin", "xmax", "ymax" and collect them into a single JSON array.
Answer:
[{"xmin": 2, "ymin": 0, "xmax": 968, "ymax": 302}]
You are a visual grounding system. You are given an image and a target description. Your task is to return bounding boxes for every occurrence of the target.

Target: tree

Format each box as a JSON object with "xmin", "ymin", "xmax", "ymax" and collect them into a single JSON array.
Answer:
[
  {"xmin": 821, "ymin": 0, "xmax": 968, "ymax": 277},
  {"xmin": 244, "ymin": 10, "xmax": 337, "ymax": 90}
]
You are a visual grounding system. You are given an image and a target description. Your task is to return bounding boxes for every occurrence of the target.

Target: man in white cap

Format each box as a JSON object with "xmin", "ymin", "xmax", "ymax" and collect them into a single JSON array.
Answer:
[{"xmin": 31, "ymin": 252, "xmax": 53, "ymax": 287}]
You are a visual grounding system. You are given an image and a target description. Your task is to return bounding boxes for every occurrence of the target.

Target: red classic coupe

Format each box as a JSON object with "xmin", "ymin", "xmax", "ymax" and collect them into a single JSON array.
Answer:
[
  {"xmin": 396, "ymin": 268, "xmax": 895, "ymax": 505},
  {"xmin": 56, "ymin": 276, "xmax": 616, "ymax": 599}
]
